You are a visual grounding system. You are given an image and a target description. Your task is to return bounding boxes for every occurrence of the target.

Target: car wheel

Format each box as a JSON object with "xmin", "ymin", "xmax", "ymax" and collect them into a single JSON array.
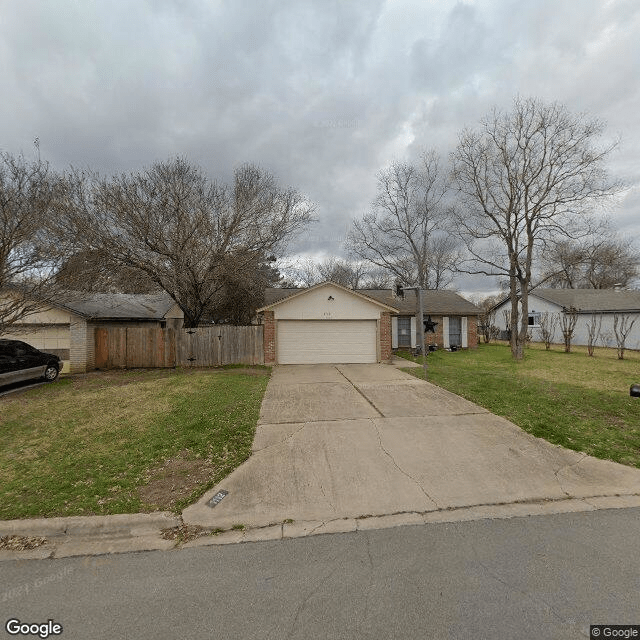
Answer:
[{"xmin": 43, "ymin": 365, "xmax": 59, "ymax": 382}]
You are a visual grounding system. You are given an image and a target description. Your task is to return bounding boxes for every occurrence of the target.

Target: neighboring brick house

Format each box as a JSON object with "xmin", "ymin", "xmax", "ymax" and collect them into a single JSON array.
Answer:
[
  {"xmin": 362, "ymin": 289, "xmax": 480, "ymax": 351},
  {"xmin": 0, "ymin": 292, "xmax": 183, "ymax": 374},
  {"xmin": 260, "ymin": 283, "xmax": 479, "ymax": 364}
]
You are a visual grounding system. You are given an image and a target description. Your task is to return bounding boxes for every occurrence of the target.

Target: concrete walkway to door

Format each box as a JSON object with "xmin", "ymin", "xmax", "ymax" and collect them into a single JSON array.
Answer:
[{"xmin": 182, "ymin": 364, "xmax": 640, "ymax": 538}]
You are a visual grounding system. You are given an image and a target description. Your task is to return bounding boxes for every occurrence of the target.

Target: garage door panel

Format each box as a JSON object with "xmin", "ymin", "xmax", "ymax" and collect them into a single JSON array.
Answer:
[{"xmin": 278, "ymin": 320, "xmax": 377, "ymax": 364}]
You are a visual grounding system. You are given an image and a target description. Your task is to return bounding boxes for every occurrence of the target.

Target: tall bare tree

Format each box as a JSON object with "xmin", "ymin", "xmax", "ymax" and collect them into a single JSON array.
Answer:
[
  {"xmin": 541, "ymin": 235, "xmax": 639, "ymax": 289},
  {"xmin": 58, "ymin": 158, "xmax": 314, "ymax": 327},
  {"xmin": 316, "ymin": 257, "xmax": 368, "ymax": 289},
  {"xmin": 347, "ymin": 151, "xmax": 460, "ymax": 289},
  {"xmin": 0, "ymin": 152, "xmax": 67, "ymax": 335},
  {"xmin": 453, "ymin": 97, "xmax": 619, "ymax": 359},
  {"xmin": 283, "ymin": 257, "xmax": 369, "ymax": 289}
]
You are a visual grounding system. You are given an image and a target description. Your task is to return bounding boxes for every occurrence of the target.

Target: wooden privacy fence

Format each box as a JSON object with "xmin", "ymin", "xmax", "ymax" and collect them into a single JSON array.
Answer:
[
  {"xmin": 178, "ymin": 326, "xmax": 264, "ymax": 367},
  {"xmin": 94, "ymin": 326, "xmax": 263, "ymax": 369}
]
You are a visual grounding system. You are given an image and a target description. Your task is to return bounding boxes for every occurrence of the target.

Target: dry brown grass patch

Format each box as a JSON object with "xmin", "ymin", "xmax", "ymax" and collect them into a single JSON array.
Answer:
[{"xmin": 138, "ymin": 450, "xmax": 217, "ymax": 511}]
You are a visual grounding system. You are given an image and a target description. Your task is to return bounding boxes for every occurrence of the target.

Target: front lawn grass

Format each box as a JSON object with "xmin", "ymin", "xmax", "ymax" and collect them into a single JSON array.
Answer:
[
  {"xmin": 0, "ymin": 367, "xmax": 270, "ymax": 520},
  {"xmin": 397, "ymin": 343, "xmax": 640, "ymax": 468}
]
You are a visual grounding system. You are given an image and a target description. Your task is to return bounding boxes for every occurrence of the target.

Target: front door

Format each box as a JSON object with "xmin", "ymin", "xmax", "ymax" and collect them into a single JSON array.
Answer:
[{"xmin": 449, "ymin": 317, "xmax": 462, "ymax": 348}]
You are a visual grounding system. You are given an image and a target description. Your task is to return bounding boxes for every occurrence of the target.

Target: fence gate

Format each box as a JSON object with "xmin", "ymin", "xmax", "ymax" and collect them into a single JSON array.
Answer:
[{"xmin": 176, "ymin": 326, "xmax": 263, "ymax": 367}]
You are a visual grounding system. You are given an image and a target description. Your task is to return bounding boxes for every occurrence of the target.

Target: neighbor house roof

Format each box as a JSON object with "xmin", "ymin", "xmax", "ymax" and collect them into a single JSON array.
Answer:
[
  {"xmin": 261, "ymin": 286, "xmax": 480, "ymax": 315},
  {"xmin": 58, "ymin": 292, "xmax": 179, "ymax": 320},
  {"xmin": 529, "ymin": 288, "xmax": 640, "ymax": 314}
]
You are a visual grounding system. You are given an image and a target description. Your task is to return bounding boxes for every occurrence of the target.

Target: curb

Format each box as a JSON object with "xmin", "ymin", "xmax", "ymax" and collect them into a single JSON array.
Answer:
[
  {"xmin": 3, "ymin": 495, "xmax": 640, "ymax": 561},
  {"xmin": 0, "ymin": 512, "xmax": 180, "ymax": 561},
  {"xmin": 0, "ymin": 512, "xmax": 179, "ymax": 538}
]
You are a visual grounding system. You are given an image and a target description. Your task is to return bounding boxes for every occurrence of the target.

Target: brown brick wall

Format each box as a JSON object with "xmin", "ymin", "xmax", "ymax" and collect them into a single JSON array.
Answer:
[
  {"xmin": 380, "ymin": 312, "xmax": 392, "ymax": 361},
  {"xmin": 416, "ymin": 314, "xmax": 479, "ymax": 350},
  {"xmin": 468, "ymin": 315, "xmax": 479, "ymax": 348},
  {"xmin": 263, "ymin": 311, "xmax": 276, "ymax": 365}
]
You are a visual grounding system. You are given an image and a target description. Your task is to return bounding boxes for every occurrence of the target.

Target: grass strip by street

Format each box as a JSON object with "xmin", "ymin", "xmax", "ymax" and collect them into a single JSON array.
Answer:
[
  {"xmin": 0, "ymin": 367, "xmax": 270, "ymax": 520},
  {"xmin": 397, "ymin": 343, "xmax": 640, "ymax": 468}
]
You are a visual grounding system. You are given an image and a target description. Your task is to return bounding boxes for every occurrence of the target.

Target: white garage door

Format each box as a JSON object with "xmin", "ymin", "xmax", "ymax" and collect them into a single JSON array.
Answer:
[{"xmin": 277, "ymin": 320, "xmax": 378, "ymax": 364}]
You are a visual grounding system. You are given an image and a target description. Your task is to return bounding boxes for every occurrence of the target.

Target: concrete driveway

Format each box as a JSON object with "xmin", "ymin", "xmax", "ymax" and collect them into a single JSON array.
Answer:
[{"xmin": 183, "ymin": 363, "xmax": 640, "ymax": 533}]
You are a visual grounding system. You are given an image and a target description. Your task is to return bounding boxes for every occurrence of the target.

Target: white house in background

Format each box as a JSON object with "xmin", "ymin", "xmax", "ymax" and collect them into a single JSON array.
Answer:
[{"xmin": 492, "ymin": 288, "xmax": 640, "ymax": 350}]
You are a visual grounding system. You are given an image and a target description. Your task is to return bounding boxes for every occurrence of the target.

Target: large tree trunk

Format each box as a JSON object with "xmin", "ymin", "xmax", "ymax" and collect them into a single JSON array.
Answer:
[
  {"xmin": 515, "ymin": 285, "xmax": 529, "ymax": 361},
  {"xmin": 509, "ymin": 270, "xmax": 519, "ymax": 359}
]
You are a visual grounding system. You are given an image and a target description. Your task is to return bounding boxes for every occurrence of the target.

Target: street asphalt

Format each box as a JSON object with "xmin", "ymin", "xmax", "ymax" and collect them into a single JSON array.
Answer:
[{"xmin": 2, "ymin": 508, "xmax": 640, "ymax": 639}]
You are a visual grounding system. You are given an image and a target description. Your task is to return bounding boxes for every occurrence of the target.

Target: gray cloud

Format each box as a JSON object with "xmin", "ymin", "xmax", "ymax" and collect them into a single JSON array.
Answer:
[{"xmin": 1, "ymin": 0, "xmax": 638, "ymax": 293}]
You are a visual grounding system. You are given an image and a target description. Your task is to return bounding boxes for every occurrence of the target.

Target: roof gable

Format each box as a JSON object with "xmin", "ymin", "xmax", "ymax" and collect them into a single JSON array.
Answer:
[{"xmin": 257, "ymin": 281, "xmax": 399, "ymax": 313}]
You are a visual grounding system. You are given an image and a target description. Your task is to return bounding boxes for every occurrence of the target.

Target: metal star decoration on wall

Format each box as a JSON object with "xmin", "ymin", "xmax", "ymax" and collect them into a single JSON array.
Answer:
[{"xmin": 423, "ymin": 315, "xmax": 438, "ymax": 333}]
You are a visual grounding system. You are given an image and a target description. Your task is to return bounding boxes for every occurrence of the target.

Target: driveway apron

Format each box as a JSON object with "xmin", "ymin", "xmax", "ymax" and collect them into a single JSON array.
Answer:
[{"xmin": 183, "ymin": 364, "xmax": 640, "ymax": 530}]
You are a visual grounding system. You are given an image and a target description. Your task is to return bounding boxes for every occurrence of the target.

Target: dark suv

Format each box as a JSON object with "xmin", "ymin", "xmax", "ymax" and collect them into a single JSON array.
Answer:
[{"xmin": 0, "ymin": 340, "xmax": 61, "ymax": 387}]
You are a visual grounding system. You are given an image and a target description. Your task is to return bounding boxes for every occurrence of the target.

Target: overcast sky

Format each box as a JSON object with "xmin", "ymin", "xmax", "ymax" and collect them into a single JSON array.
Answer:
[{"xmin": 1, "ymin": 0, "xmax": 639, "ymax": 295}]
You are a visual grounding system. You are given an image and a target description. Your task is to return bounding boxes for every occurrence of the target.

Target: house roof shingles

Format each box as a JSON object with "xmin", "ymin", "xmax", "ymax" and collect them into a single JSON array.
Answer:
[
  {"xmin": 262, "ymin": 287, "xmax": 480, "ymax": 315},
  {"xmin": 531, "ymin": 288, "xmax": 640, "ymax": 313},
  {"xmin": 60, "ymin": 292, "xmax": 178, "ymax": 320}
]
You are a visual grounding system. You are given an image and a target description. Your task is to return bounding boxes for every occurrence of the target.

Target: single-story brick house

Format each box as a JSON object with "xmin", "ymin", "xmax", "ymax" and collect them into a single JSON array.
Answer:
[
  {"xmin": 492, "ymin": 288, "xmax": 640, "ymax": 349},
  {"xmin": 0, "ymin": 292, "xmax": 183, "ymax": 373},
  {"xmin": 258, "ymin": 282, "xmax": 480, "ymax": 364}
]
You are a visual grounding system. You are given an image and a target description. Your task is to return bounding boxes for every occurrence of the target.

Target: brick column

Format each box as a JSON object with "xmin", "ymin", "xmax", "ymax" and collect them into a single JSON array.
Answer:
[
  {"xmin": 263, "ymin": 311, "xmax": 276, "ymax": 365},
  {"xmin": 426, "ymin": 315, "xmax": 444, "ymax": 350},
  {"xmin": 70, "ymin": 319, "xmax": 94, "ymax": 374},
  {"xmin": 380, "ymin": 312, "xmax": 392, "ymax": 362},
  {"xmin": 468, "ymin": 316, "xmax": 478, "ymax": 348}
]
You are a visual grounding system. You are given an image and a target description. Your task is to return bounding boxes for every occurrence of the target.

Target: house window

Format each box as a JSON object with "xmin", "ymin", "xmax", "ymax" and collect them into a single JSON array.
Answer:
[
  {"xmin": 449, "ymin": 316, "xmax": 462, "ymax": 347},
  {"xmin": 528, "ymin": 312, "xmax": 541, "ymax": 327},
  {"xmin": 397, "ymin": 317, "xmax": 411, "ymax": 348}
]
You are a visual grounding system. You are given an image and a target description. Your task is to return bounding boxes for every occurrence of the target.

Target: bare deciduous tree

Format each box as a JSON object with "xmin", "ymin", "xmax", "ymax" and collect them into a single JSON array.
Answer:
[
  {"xmin": 0, "ymin": 152, "xmax": 67, "ymax": 335},
  {"xmin": 541, "ymin": 235, "xmax": 639, "ymax": 289},
  {"xmin": 58, "ymin": 157, "xmax": 314, "ymax": 327},
  {"xmin": 538, "ymin": 312, "xmax": 558, "ymax": 351},
  {"xmin": 347, "ymin": 151, "xmax": 460, "ymax": 289},
  {"xmin": 585, "ymin": 313, "xmax": 602, "ymax": 356},
  {"xmin": 452, "ymin": 97, "xmax": 619, "ymax": 360},
  {"xmin": 613, "ymin": 313, "xmax": 636, "ymax": 360},
  {"xmin": 316, "ymin": 257, "xmax": 368, "ymax": 289},
  {"xmin": 206, "ymin": 255, "xmax": 281, "ymax": 325},
  {"xmin": 559, "ymin": 307, "xmax": 578, "ymax": 353},
  {"xmin": 475, "ymin": 295, "xmax": 501, "ymax": 343},
  {"xmin": 283, "ymin": 257, "xmax": 373, "ymax": 290},
  {"xmin": 360, "ymin": 268, "xmax": 394, "ymax": 289}
]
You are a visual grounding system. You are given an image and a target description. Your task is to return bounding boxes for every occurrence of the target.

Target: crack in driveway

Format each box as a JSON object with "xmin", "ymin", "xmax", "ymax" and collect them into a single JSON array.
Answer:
[
  {"xmin": 370, "ymin": 418, "xmax": 441, "ymax": 510},
  {"xmin": 334, "ymin": 366, "xmax": 385, "ymax": 417},
  {"xmin": 553, "ymin": 454, "xmax": 588, "ymax": 497}
]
